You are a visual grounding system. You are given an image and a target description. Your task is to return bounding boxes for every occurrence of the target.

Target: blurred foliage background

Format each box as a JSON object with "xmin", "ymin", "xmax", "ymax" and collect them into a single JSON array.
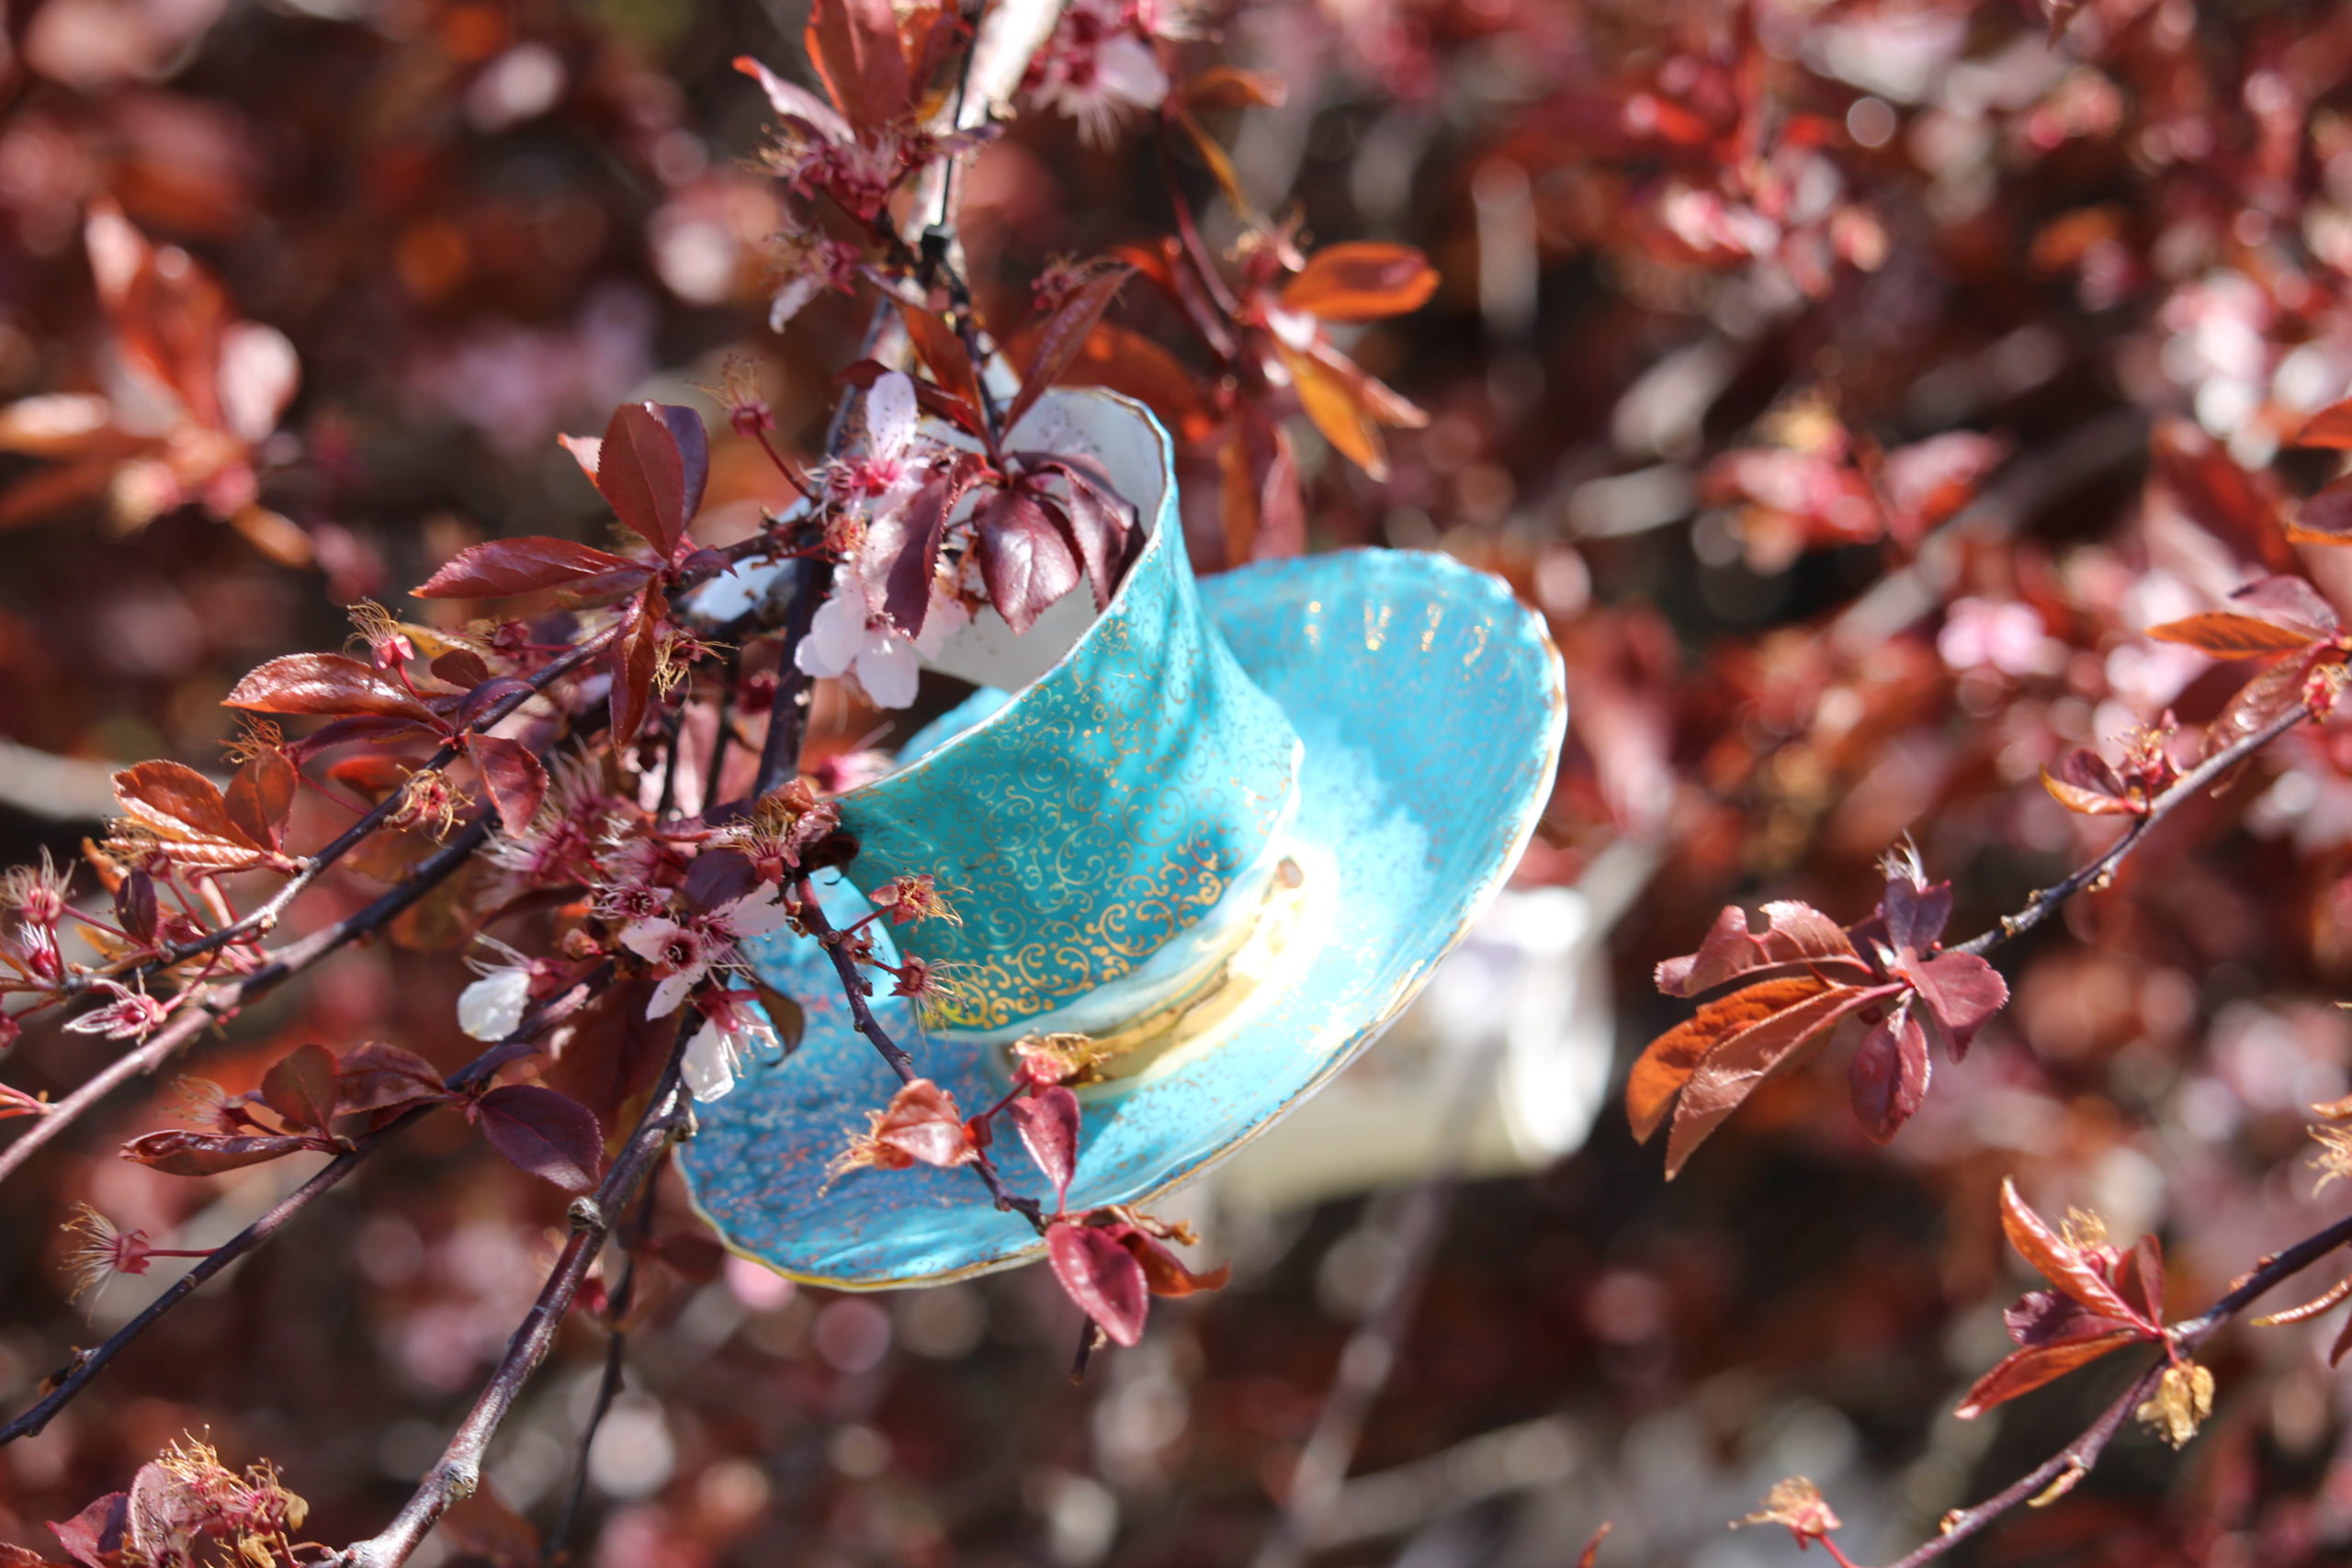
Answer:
[{"xmin": 10, "ymin": 0, "xmax": 2352, "ymax": 1564}]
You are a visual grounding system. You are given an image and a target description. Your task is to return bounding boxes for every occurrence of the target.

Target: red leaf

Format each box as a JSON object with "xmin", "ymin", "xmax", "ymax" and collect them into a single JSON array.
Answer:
[
  {"xmin": 223, "ymin": 750, "xmax": 298, "ymax": 851},
  {"xmin": 2041, "ymin": 750, "xmax": 2137, "ymax": 816},
  {"xmin": 2230, "ymin": 574, "xmax": 2340, "ymax": 634},
  {"xmin": 1279, "ymin": 243, "xmax": 1439, "ymax": 321},
  {"xmin": 1048, "ymin": 1222, "xmax": 1149, "ymax": 1347},
  {"xmin": 2293, "ymin": 399, "xmax": 2352, "ymax": 449},
  {"xmin": 594, "ymin": 403, "xmax": 694, "ymax": 559},
  {"xmin": 335, "ymin": 1041, "xmax": 449, "ymax": 1116},
  {"xmin": 1849, "ymin": 1004, "xmax": 1929, "ymax": 1142},
  {"xmin": 1274, "ymin": 339, "xmax": 1391, "ymax": 479},
  {"xmin": 1654, "ymin": 901, "xmax": 1871, "ymax": 998},
  {"xmin": 1666, "ymin": 983, "xmax": 1898, "ymax": 1176},
  {"xmin": 899, "ymin": 303, "xmax": 984, "ymax": 417},
  {"xmin": 807, "ymin": 0, "xmax": 910, "ymax": 134},
  {"xmin": 1628, "ymin": 976, "xmax": 1828, "ymax": 1142},
  {"xmin": 475, "ymin": 1085, "xmax": 604, "ymax": 1192},
  {"xmin": 471, "ymin": 735, "xmax": 548, "ymax": 834},
  {"xmin": 1999, "ymin": 1179, "xmax": 2143, "ymax": 1325},
  {"xmin": 734, "ymin": 54, "xmax": 854, "ymax": 141},
  {"xmin": 415, "ymin": 536, "xmax": 649, "ymax": 600},
  {"xmin": 1879, "ymin": 877, "xmax": 1953, "ymax": 955},
  {"xmin": 1008, "ymin": 265, "xmax": 1134, "ymax": 433},
  {"xmin": 2146, "ymin": 610, "xmax": 2322, "ymax": 657},
  {"xmin": 973, "ymin": 489, "xmax": 1080, "ymax": 634},
  {"xmin": 868, "ymin": 465, "xmax": 977, "ymax": 637},
  {"xmin": 608, "ymin": 582, "xmax": 666, "ymax": 750},
  {"xmin": 112, "ymin": 761, "xmax": 255, "ymax": 851},
  {"xmin": 261, "ymin": 1042, "xmax": 339, "ymax": 1134},
  {"xmin": 2288, "ymin": 476, "xmax": 2352, "ymax": 544},
  {"xmin": 1905, "ymin": 952, "xmax": 2007, "ymax": 1049},
  {"xmin": 1007, "ymin": 1087, "xmax": 1081, "ymax": 1205},
  {"xmin": 1573, "ymin": 1522, "xmax": 1612, "ymax": 1568},
  {"xmin": 1118, "ymin": 1227, "xmax": 1230, "ymax": 1297},
  {"xmin": 224, "ymin": 653, "xmax": 439, "ymax": 724},
  {"xmin": 1953, "ymin": 1331, "xmax": 2140, "ymax": 1419},
  {"xmin": 122, "ymin": 1128, "xmax": 325, "ymax": 1176},
  {"xmin": 48, "ymin": 1489, "xmax": 130, "ymax": 1568}
]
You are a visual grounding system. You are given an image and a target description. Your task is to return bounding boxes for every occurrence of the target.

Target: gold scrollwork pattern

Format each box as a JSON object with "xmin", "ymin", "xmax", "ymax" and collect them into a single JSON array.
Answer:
[{"xmin": 837, "ymin": 525, "xmax": 1300, "ymax": 1032}]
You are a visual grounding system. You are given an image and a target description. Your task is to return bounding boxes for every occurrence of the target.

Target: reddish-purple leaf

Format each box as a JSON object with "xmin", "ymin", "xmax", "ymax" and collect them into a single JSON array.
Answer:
[
  {"xmin": 284, "ymin": 714, "xmax": 438, "ymax": 762},
  {"xmin": 608, "ymin": 583, "xmax": 665, "ymax": 750},
  {"xmin": 2005, "ymin": 1286, "xmax": 2135, "ymax": 1348},
  {"xmin": 1952, "ymin": 1330, "xmax": 2141, "ymax": 1419},
  {"xmin": 733, "ymin": 54, "xmax": 854, "ymax": 142},
  {"xmin": 121, "ymin": 1128, "xmax": 326, "ymax": 1176},
  {"xmin": 867, "ymin": 466, "xmax": 972, "ymax": 637},
  {"xmin": 1007, "ymin": 265, "xmax": 1134, "ymax": 433},
  {"xmin": 261, "ymin": 1042, "xmax": 339, "ymax": 1134},
  {"xmin": 1048, "ymin": 1222, "xmax": 1149, "ymax": 1347},
  {"xmin": 1628, "ymin": 976, "xmax": 1826, "ymax": 1143},
  {"xmin": 1880, "ymin": 877, "xmax": 1953, "ymax": 955},
  {"xmin": 1999, "ymin": 1179, "xmax": 2143, "ymax": 1325},
  {"xmin": 806, "ymin": 0, "xmax": 910, "ymax": 135},
  {"xmin": 335, "ymin": 1041, "xmax": 450, "ymax": 1116},
  {"xmin": 2229, "ymin": 574, "xmax": 2340, "ymax": 635},
  {"xmin": 1905, "ymin": 952, "xmax": 2007, "ymax": 1049},
  {"xmin": 223, "ymin": 749, "xmax": 298, "ymax": 852},
  {"xmin": 595, "ymin": 403, "xmax": 692, "ymax": 558},
  {"xmin": 470, "ymin": 735, "xmax": 548, "ymax": 834},
  {"xmin": 2293, "ymin": 477, "xmax": 2352, "ymax": 544},
  {"xmin": 899, "ymin": 303, "xmax": 984, "ymax": 415},
  {"xmin": 475, "ymin": 1085, "xmax": 604, "ymax": 1192},
  {"xmin": 654, "ymin": 403, "xmax": 708, "ymax": 526},
  {"xmin": 1654, "ymin": 901, "xmax": 1871, "ymax": 998},
  {"xmin": 114, "ymin": 872, "xmax": 158, "ymax": 943},
  {"xmin": 1849, "ymin": 1004, "xmax": 1930, "ymax": 1143},
  {"xmin": 2293, "ymin": 399, "xmax": 2352, "ymax": 450},
  {"xmin": 1022, "ymin": 455, "xmax": 1136, "ymax": 611},
  {"xmin": 224, "ymin": 653, "xmax": 439, "ymax": 724},
  {"xmin": 682, "ymin": 847, "xmax": 758, "ymax": 913},
  {"xmin": 48, "ymin": 1490, "xmax": 129, "ymax": 1568},
  {"xmin": 1008, "ymin": 1087, "xmax": 1081, "ymax": 1205},
  {"xmin": 973, "ymin": 489, "xmax": 1080, "ymax": 634},
  {"xmin": 432, "ymin": 648, "xmax": 492, "ymax": 690},
  {"xmin": 2204, "ymin": 652, "xmax": 2313, "ymax": 760},
  {"xmin": 2041, "ymin": 750, "xmax": 2137, "ymax": 816},
  {"xmin": 113, "ymin": 761, "xmax": 255, "ymax": 851},
  {"xmin": 415, "ymin": 536, "xmax": 649, "ymax": 600}
]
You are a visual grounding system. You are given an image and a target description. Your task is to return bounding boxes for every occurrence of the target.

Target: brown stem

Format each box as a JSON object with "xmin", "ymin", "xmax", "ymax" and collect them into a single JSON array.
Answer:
[
  {"xmin": 747, "ymin": 559, "xmax": 832, "ymax": 803},
  {"xmin": 332, "ymin": 1023, "xmax": 694, "ymax": 1568},
  {"xmin": 0, "ymin": 815, "xmax": 494, "ymax": 1192},
  {"xmin": 1952, "ymin": 700, "xmax": 2313, "ymax": 959},
  {"xmin": 79, "ymin": 634, "xmax": 617, "ymax": 993},
  {"xmin": 793, "ymin": 881, "xmax": 1046, "ymax": 1231},
  {"xmin": 1871, "ymin": 1207, "xmax": 2352, "ymax": 1568},
  {"xmin": 541, "ymin": 1184, "xmax": 654, "ymax": 1565},
  {"xmin": 0, "ymin": 970, "xmax": 606, "ymax": 1446}
]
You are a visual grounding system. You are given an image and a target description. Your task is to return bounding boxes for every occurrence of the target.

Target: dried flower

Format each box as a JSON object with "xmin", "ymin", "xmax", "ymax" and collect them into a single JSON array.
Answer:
[
  {"xmin": 2136, "ymin": 1359, "xmax": 2215, "ymax": 1449},
  {"xmin": 1014, "ymin": 1032, "xmax": 1114, "ymax": 1088},
  {"xmin": 2311, "ymin": 1122, "xmax": 2352, "ymax": 1193},
  {"xmin": 62, "ymin": 1202, "xmax": 156, "ymax": 1304},
  {"xmin": 1, "ymin": 848, "xmax": 71, "ymax": 929},
  {"xmin": 1737, "ymin": 1476, "xmax": 1843, "ymax": 1546},
  {"xmin": 64, "ymin": 979, "xmax": 169, "ymax": 1040},
  {"xmin": 870, "ymin": 873, "xmax": 959, "ymax": 927}
]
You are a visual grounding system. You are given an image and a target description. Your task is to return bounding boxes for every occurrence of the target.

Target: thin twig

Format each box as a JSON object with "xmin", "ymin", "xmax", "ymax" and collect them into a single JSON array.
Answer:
[
  {"xmin": 0, "ymin": 971, "xmax": 606, "ymax": 1446},
  {"xmin": 332, "ymin": 1023, "xmax": 695, "ymax": 1568},
  {"xmin": 1872, "ymin": 1207, "xmax": 2352, "ymax": 1567},
  {"xmin": 793, "ymin": 882, "xmax": 1046, "ymax": 1231},
  {"xmin": 0, "ymin": 816, "xmax": 495, "ymax": 1191},
  {"xmin": 540, "ymin": 1183, "xmax": 655, "ymax": 1566},
  {"xmin": 1952, "ymin": 700, "xmax": 2313, "ymax": 958}
]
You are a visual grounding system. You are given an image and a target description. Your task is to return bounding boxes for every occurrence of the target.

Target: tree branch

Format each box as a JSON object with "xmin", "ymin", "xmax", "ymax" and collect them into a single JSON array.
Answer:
[
  {"xmin": 1871, "ymin": 1206, "xmax": 2352, "ymax": 1567},
  {"xmin": 331, "ymin": 1021, "xmax": 695, "ymax": 1568},
  {"xmin": 0, "ymin": 814, "xmax": 495, "ymax": 1192},
  {"xmin": 793, "ymin": 882, "xmax": 1045, "ymax": 1230},
  {"xmin": 0, "ymin": 969, "xmax": 607, "ymax": 1446},
  {"xmin": 1952, "ymin": 699, "xmax": 2314, "ymax": 959}
]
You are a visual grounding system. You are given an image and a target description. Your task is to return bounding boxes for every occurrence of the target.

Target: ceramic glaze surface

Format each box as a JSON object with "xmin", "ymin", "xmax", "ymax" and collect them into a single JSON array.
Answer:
[
  {"xmin": 830, "ymin": 397, "xmax": 1299, "ymax": 1034},
  {"xmin": 680, "ymin": 547, "xmax": 1567, "ymax": 1287}
]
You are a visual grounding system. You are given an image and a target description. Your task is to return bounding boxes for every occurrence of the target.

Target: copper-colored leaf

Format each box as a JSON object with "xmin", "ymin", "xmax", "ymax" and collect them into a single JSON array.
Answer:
[
  {"xmin": 470, "ymin": 735, "xmax": 548, "ymax": 834},
  {"xmin": 2145, "ymin": 611, "xmax": 2317, "ymax": 657},
  {"xmin": 112, "ymin": 761, "xmax": 253, "ymax": 850},
  {"xmin": 1666, "ymin": 984, "xmax": 1896, "ymax": 1176},
  {"xmin": 1998, "ymin": 1179, "xmax": 2143, "ymax": 1324},
  {"xmin": 1627, "ymin": 976, "xmax": 1828, "ymax": 1143},
  {"xmin": 607, "ymin": 582, "xmax": 666, "ymax": 750},
  {"xmin": 1280, "ymin": 242, "xmax": 1440, "ymax": 321},
  {"xmin": 1953, "ymin": 1331, "xmax": 2139, "ymax": 1419},
  {"xmin": 594, "ymin": 403, "xmax": 694, "ymax": 559},
  {"xmin": 1183, "ymin": 65, "xmax": 1287, "ymax": 110},
  {"xmin": 260, "ymin": 1042, "xmax": 339, "ymax": 1134},
  {"xmin": 2203, "ymin": 653, "xmax": 2312, "ymax": 759},
  {"xmin": 414, "ymin": 536, "xmax": 648, "ymax": 600},
  {"xmin": 121, "ymin": 1128, "xmax": 324, "ymax": 1176},
  {"xmin": 899, "ymin": 302, "xmax": 983, "ymax": 414},
  {"xmin": 2288, "ymin": 475, "xmax": 2352, "ymax": 544},
  {"xmin": 2292, "ymin": 398, "xmax": 2352, "ymax": 450},
  {"xmin": 1120, "ymin": 1227, "xmax": 1230, "ymax": 1298},
  {"xmin": 1007, "ymin": 265, "xmax": 1134, "ymax": 433},
  {"xmin": 223, "ymin": 750, "xmax": 298, "ymax": 851},
  {"xmin": 1655, "ymin": 901, "xmax": 1871, "ymax": 998},
  {"xmin": 224, "ymin": 653, "xmax": 439, "ymax": 724},
  {"xmin": 1275, "ymin": 340, "xmax": 1388, "ymax": 479},
  {"xmin": 806, "ymin": 0, "xmax": 910, "ymax": 135},
  {"xmin": 1849, "ymin": 1004, "xmax": 1930, "ymax": 1143}
]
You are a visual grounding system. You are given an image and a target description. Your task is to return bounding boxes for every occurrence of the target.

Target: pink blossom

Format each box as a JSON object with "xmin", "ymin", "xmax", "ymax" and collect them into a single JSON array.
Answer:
[
  {"xmin": 1029, "ymin": 0, "xmax": 1170, "ymax": 146},
  {"xmin": 65, "ymin": 980, "xmax": 169, "ymax": 1041},
  {"xmin": 620, "ymin": 890, "xmax": 797, "ymax": 1018}
]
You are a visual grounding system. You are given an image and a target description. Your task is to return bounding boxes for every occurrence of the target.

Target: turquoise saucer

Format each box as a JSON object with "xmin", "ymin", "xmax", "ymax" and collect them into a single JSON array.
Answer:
[{"xmin": 681, "ymin": 548, "xmax": 1565, "ymax": 1286}]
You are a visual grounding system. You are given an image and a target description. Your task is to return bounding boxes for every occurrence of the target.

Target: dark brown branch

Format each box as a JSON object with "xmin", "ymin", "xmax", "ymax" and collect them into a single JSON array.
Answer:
[
  {"xmin": 332, "ymin": 1023, "xmax": 695, "ymax": 1568},
  {"xmin": 747, "ymin": 558, "xmax": 832, "ymax": 803},
  {"xmin": 1872, "ymin": 1207, "xmax": 2352, "ymax": 1568},
  {"xmin": 793, "ymin": 881, "xmax": 1046, "ymax": 1231},
  {"xmin": 1952, "ymin": 699, "xmax": 2313, "ymax": 959},
  {"xmin": 0, "ymin": 969, "xmax": 606, "ymax": 1446},
  {"xmin": 0, "ymin": 814, "xmax": 495, "ymax": 1191},
  {"xmin": 541, "ymin": 1184, "xmax": 655, "ymax": 1566}
]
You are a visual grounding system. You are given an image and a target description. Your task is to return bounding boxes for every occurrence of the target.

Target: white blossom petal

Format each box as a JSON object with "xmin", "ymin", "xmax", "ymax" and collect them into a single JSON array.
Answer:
[
  {"xmin": 618, "ymin": 918, "xmax": 682, "ymax": 964},
  {"xmin": 682, "ymin": 1019, "xmax": 739, "ymax": 1101},
  {"xmin": 865, "ymin": 371, "xmax": 918, "ymax": 460},
  {"xmin": 796, "ymin": 588, "xmax": 869, "ymax": 679},
  {"xmin": 458, "ymin": 967, "xmax": 532, "ymax": 1042},
  {"xmin": 1094, "ymin": 35, "xmax": 1170, "ymax": 110},
  {"xmin": 856, "ymin": 637, "xmax": 922, "ymax": 709},
  {"xmin": 724, "ymin": 892, "xmax": 796, "ymax": 939},
  {"xmin": 648, "ymin": 969, "xmax": 695, "ymax": 1019}
]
